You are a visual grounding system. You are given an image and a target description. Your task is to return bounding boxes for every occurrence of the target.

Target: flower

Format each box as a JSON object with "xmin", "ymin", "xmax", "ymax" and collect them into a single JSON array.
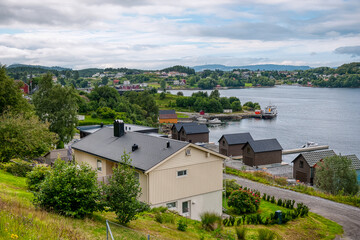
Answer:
[{"xmin": 11, "ymin": 234, "xmax": 19, "ymax": 239}]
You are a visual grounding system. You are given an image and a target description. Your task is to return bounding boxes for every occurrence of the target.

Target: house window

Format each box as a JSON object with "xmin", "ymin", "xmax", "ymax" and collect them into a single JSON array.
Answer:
[
  {"xmin": 166, "ymin": 202, "xmax": 177, "ymax": 209},
  {"xmin": 189, "ymin": 139, "xmax": 192, "ymax": 143},
  {"xmin": 247, "ymin": 147, "xmax": 250, "ymax": 154},
  {"xmin": 177, "ymin": 170, "xmax": 187, "ymax": 177},
  {"xmin": 185, "ymin": 149, "xmax": 191, "ymax": 156},
  {"xmin": 299, "ymin": 161, "xmax": 304, "ymax": 168},
  {"xmin": 182, "ymin": 201, "xmax": 189, "ymax": 214},
  {"xmin": 222, "ymin": 140, "xmax": 225, "ymax": 146},
  {"xmin": 97, "ymin": 160, "xmax": 102, "ymax": 172},
  {"xmin": 134, "ymin": 172, "xmax": 139, "ymax": 181}
]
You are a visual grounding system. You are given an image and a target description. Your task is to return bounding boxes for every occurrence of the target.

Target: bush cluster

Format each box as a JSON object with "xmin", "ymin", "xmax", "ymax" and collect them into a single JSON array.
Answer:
[
  {"xmin": 1, "ymin": 159, "xmax": 33, "ymax": 177},
  {"xmin": 200, "ymin": 212, "xmax": 222, "ymax": 231},
  {"xmin": 228, "ymin": 187, "xmax": 260, "ymax": 214},
  {"xmin": 26, "ymin": 165, "xmax": 51, "ymax": 192}
]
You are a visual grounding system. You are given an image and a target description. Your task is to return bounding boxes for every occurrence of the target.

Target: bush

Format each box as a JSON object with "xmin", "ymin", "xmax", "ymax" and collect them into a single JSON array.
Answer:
[
  {"xmin": 34, "ymin": 160, "xmax": 102, "ymax": 218},
  {"xmin": 177, "ymin": 219, "xmax": 187, "ymax": 231},
  {"xmin": 224, "ymin": 179, "xmax": 242, "ymax": 197},
  {"xmin": 155, "ymin": 212, "xmax": 163, "ymax": 223},
  {"xmin": 200, "ymin": 212, "xmax": 222, "ymax": 231},
  {"xmin": 235, "ymin": 226, "xmax": 247, "ymax": 240},
  {"xmin": 91, "ymin": 112, "xmax": 97, "ymax": 118},
  {"xmin": 26, "ymin": 165, "xmax": 51, "ymax": 192},
  {"xmin": 1, "ymin": 159, "xmax": 33, "ymax": 177},
  {"xmin": 258, "ymin": 229, "xmax": 277, "ymax": 240},
  {"xmin": 228, "ymin": 188, "xmax": 260, "ymax": 214}
]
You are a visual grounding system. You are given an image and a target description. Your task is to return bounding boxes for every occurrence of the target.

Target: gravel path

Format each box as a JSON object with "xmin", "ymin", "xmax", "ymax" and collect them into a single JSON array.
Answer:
[{"xmin": 224, "ymin": 174, "xmax": 360, "ymax": 240}]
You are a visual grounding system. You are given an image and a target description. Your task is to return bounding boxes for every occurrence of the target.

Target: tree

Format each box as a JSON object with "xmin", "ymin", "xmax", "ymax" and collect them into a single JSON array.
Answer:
[
  {"xmin": 160, "ymin": 80, "xmax": 166, "ymax": 90},
  {"xmin": 103, "ymin": 152, "xmax": 143, "ymax": 224},
  {"xmin": 315, "ymin": 155, "xmax": 359, "ymax": 195},
  {"xmin": 0, "ymin": 112, "xmax": 57, "ymax": 162},
  {"xmin": 0, "ymin": 65, "xmax": 31, "ymax": 115},
  {"xmin": 101, "ymin": 76, "xmax": 109, "ymax": 85},
  {"xmin": 209, "ymin": 89, "xmax": 220, "ymax": 99},
  {"xmin": 34, "ymin": 159, "xmax": 103, "ymax": 218},
  {"xmin": 33, "ymin": 73, "xmax": 79, "ymax": 145}
]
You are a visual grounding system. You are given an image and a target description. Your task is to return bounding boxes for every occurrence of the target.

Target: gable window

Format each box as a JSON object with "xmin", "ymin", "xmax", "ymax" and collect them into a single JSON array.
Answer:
[
  {"xmin": 166, "ymin": 202, "xmax": 176, "ymax": 209},
  {"xmin": 299, "ymin": 161, "xmax": 304, "ymax": 168},
  {"xmin": 222, "ymin": 140, "xmax": 225, "ymax": 146},
  {"xmin": 97, "ymin": 159, "xmax": 102, "ymax": 172},
  {"xmin": 177, "ymin": 170, "xmax": 187, "ymax": 177},
  {"xmin": 185, "ymin": 149, "xmax": 191, "ymax": 156}
]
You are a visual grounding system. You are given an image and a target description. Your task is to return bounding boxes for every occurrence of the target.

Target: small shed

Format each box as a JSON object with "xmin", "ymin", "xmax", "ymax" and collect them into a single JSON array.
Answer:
[
  {"xmin": 343, "ymin": 154, "xmax": 360, "ymax": 183},
  {"xmin": 292, "ymin": 150, "xmax": 336, "ymax": 185},
  {"xmin": 44, "ymin": 149, "xmax": 69, "ymax": 165},
  {"xmin": 218, "ymin": 133, "xmax": 253, "ymax": 157},
  {"xmin": 242, "ymin": 139, "xmax": 283, "ymax": 167},
  {"xmin": 179, "ymin": 124, "xmax": 209, "ymax": 143},
  {"xmin": 159, "ymin": 110, "xmax": 178, "ymax": 124},
  {"xmin": 171, "ymin": 122, "xmax": 195, "ymax": 140}
]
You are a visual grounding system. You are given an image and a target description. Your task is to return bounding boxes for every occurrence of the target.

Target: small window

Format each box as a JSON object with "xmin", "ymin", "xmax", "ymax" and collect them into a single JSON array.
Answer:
[
  {"xmin": 177, "ymin": 170, "xmax": 187, "ymax": 177},
  {"xmin": 97, "ymin": 160, "xmax": 102, "ymax": 172},
  {"xmin": 166, "ymin": 202, "xmax": 176, "ymax": 209},
  {"xmin": 189, "ymin": 140, "xmax": 192, "ymax": 143},
  {"xmin": 182, "ymin": 201, "xmax": 189, "ymax": 213},
  {"xmin": 185, "ymin": 149, "xmax": 191, "ymax": 156},
  {"xmin": 222, "ymin": 140, "xmax": 225, "ymax": 146},
  {"xmin": 134, "ymin": 172, "xmax": 139, "ymax": 181},
  {"xmin": 299, "ymin": 161, "xmax": 304, "ymax": 168},
  {"xmin": 247, "ymin": 147, "xmax": 250, "ymax": 154}
]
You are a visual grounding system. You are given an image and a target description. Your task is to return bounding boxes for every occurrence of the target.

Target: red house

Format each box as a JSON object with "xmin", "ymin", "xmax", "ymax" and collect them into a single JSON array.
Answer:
[{"xmin": 15, "ymin": 80, "xmax": 29, "ymax": 94}]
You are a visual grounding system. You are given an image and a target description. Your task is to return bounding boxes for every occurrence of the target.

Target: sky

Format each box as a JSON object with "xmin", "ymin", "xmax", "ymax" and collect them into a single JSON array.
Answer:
[{"xmin": 0, "ymin": 0, "xmax": 360, "ymax": 70}]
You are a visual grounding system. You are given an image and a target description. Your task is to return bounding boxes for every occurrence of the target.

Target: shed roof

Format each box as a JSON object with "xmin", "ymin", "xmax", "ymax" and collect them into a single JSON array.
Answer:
[
  {"xmin": 72, "ymin": 127, "xmax": 189, "ymax": 172},
  {"xmin": 180, "ymin": 124, "xmax": 209, "ymax": 135},
  {"xmin": 242, "ymin": 139, "xmax": 282, "ymax": 153},
  {"xmin": 293, "ymin": 150, "xmax": 336, "ymax": 167},
  {"xmin": 159, "ymin": 114, "xmax": 178, "ymax": 119},
  {"xmin": 159, "ymin": 110, "xmax": 176, "ymax": 115},
  {"xmin": 44, "ymin": 149, "xmax": 68, "ymax": 160},
  {"xmin": 172, "ymin": 122, "xmax": 199, "ymax": 132},
  {"xmin": 344, "ymin": 154, "xmax": 360, "ymax": 170},
  {"xmin": 219, "ymin": 133, "xmax": 253, "ymax": 145}
]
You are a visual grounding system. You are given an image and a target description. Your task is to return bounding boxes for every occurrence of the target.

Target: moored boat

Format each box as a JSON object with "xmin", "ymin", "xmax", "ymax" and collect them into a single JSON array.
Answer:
[{"xmin": 262, "ymin": 105, "xmax": 277, "ymax": 119}]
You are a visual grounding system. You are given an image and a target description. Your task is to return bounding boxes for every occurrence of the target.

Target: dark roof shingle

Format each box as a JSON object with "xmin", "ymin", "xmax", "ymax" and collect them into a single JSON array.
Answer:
[
  {"xmin": 293, "ymin": 150, "xmax": 336, "ymax": 167},
  {"xmin": 344, "ymin": 154, "xmax": 360, "ymax": 170},
  {"xmin": 181, "ymin": 124, "xmax": 209, "ymax": 135},
  {"xmin": 173, "ymin": 122, "xmax": 199, "ymax": 132},
  {"xmin": 159, "ymin": 114, "xmax": 177, "ymax": 119},
  {"xmin": 219, "ymin": 133, "xmax": 253, "ymax": 145},
  {"xmin": 243, "ymin": 139, "xmax": 282, "ymax": 153},
  {"xmin": 159, "ymin": 110, "xmax": 176, "ymax": 115},
  {"xmin": 72, "ymin": 128, "xmax": 189, "ymax": 172}
]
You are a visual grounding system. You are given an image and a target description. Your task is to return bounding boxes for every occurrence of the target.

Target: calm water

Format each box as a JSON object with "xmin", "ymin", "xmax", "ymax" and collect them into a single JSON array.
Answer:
[{"xmin": 169, "ymin": 86, "xmax": 360, "ymax": 163}]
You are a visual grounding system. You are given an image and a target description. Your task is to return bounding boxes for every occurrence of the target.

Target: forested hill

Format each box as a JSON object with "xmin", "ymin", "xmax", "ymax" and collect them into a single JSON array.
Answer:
[
  {"xmin": 7, "ymin": 64, "xmax": 71, "ymax": 71},
  {"xmin": 161, "ymin": 65, "xmax": 195, "ymax": 74},
  {"xmin": 193, "ymin": 64, "xmax": 311, "ymax": 72}
]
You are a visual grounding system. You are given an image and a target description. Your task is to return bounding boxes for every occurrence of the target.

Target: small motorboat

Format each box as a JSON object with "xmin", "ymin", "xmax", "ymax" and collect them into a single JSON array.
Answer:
[
  {"xmin": 197, "ymin": 117, "xmax": 207, "ymax": 123},
  {"xmin": 301, "ymin": 142, "xmax": 318, "ymax": 148},
  {"xmin": 208, "ymin": 118, "xmax": 221, "ymax": 124}
]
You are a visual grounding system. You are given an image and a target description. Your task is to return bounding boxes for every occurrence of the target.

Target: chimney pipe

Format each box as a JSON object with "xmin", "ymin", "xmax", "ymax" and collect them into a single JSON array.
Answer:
[
  {"xmin": 114, "ymin": 120, "xmax": 125, "ymax": 137},
  {"xmin": 166, "ymin": 141, "xmax": 170, "ymax": 148},
  {"xmin": 132, "ymin": 144, "xmax": 139, "ymax": 152}
]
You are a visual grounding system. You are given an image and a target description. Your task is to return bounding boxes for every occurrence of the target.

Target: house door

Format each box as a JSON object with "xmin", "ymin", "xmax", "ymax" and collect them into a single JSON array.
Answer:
[{"xmin": 182, "ymin": 200, "xmax": 191, "ymax": 217}]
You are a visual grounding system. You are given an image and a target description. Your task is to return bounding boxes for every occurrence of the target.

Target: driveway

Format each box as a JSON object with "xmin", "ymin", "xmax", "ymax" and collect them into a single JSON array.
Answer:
[{"xmin": 224, "ymin": 174, "xmax": 360, "ymax": 240}]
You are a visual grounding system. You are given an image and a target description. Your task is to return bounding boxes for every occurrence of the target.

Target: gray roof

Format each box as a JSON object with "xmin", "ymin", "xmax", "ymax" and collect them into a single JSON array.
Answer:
[
  {"xmin": 344, "ymin": 154, "xmax": 360, "ymax": 170},
  {"xmin": 293, "ymin": 150, "xmax": 336, "ymax": 167},
  {"xmin": 173, "ymin": 122, "xmax": 198, "ymax": 132},
  {"xmin": 72, "ymin": 127, "xmax": 189, "ymax": 172},
  {"xmin": 243, "ymin": 139, "xmax": 282, "ymax": 153},
  {"xmin": 77, "ymin": 124, "xmax": 157, "ymax": 134},
  {"xmin": 219, "ymin": 133, "xmax": 253, "ymax": 145},
  {"xmin": 159, "ymin": 110, "xmax": 176, "ymax": 115},
  {"xmin": 181, "ymin": 124, "xmax": 209, "ymax": 135}
]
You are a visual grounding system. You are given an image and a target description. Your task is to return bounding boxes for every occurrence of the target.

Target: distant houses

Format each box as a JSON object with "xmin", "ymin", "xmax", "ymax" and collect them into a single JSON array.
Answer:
[
  {"xmin": 242, "ymin": 139, "xmax": 283, "ymax": 167},
  {"xmin": 159, "ymin": 110, "xmax": 178, "ymax": 124},
  {"xmin": 218, "ymin": 133, "xmax": 253, "ymax": 157},
  {"xmin": 14, "ymin": 80, "xmax": 29, "ymax": 94},
  {"xmin": 171, "ymin": 122, "xmax": 209, "ymax": 143}
]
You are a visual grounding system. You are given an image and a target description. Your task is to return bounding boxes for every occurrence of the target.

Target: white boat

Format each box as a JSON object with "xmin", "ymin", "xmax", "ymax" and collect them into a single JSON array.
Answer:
[
  {"xmin": 197, "ymin": 117, "xmax": 207, "ymax": 123},
  {"xmin": 301, "ymin": 142, "xmax": 318, "ymax": 148},
  {"xmin": 262, "ymin": 105, "xmax": 277, "ymax": 119},
  {"xmin": 208, "ymin": 118, "xmax": 221, "ymax": 124}
]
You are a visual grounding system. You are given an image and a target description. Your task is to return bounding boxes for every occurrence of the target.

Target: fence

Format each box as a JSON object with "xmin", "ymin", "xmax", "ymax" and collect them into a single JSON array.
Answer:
[{"xmin": 106, "ymin": 220, "xmax": 152, "ymax": 240}]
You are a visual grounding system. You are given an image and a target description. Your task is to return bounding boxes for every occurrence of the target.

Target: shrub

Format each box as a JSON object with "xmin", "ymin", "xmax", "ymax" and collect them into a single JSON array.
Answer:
[
  {"xmin": 151, "ymin": 206, "xmax": 168, "ymax": 213},
  {"xmin": 235, "ymin": 226, "xmax": 247, "ymax": 240},
  {"xmin": 177, "ymin": 219, "xmax": 187, "ymax": 231},
  {"xmin": 224, "ymin": 179, "xmax": 242, "ymax": 197},
  {"xmin": 200, "ymin": 212, "xmax": 222, "ymax": 231},
  {"xmin": 277, "ymin": 198, "xmax": 282, "ymax": 206},
  {"xmin": 270, "ymin": 196, "xmax": 276, "ymax": 204},
  {"xmin": 162, "ymin": 212, "xmax": 176, "ymax": 224},
  {"xmin": 258, "ymin": 229, "xmax": 277, "ymax": 240},
  {"xmin": 1, "ymin": 159, "xmax": 33, "ymax": 177},
  {"xmin": 26, "ymin": 165, "xmax": 51, "ymax": 192},
  {"xmin": 155, "ymin": 212, "xmax": 163, "ymax": 223},
  {"xmin": 34, "ymin": 159, "xmax": 102, "ymax": 218},
  {"xmin": 228, "ymin": 188, "xmax": 260, "ymax": 214},
  {"xmin": 274, "ymin": 177, "xmax": 287, "ymax": 186},
  {"xmin": 91, "ymin": 111, "xmax": 97, "ymax": 118}
]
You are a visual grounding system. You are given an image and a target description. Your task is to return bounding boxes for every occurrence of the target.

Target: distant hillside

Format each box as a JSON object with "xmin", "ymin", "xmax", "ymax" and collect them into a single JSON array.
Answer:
[
  {"xmin": 7, "ymin": 64, "xmax": 71, "ymax": 71},
  {"xmin": 193, "ymin": 64, "xmax": 311, "ymax": 72}
]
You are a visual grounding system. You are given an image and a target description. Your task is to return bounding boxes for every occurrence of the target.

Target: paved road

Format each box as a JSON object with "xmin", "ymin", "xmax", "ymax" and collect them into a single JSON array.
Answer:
[{"xmin": 224, "ymin": 174, "xmax": 360, "ymax": 240}]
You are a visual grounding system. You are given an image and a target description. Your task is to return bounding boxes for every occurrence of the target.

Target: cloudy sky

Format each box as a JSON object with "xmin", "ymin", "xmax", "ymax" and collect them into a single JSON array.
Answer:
[{"xmin": 1, "ymin": 0, "xmax": 360, "ymax": 70}]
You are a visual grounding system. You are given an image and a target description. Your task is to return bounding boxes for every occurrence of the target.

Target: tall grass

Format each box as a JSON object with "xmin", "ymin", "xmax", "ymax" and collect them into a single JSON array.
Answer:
[
  {"xmin": 200, "ymin": 212, "xmax": 222, "ymax": 231},
  {"xmin": 235, "ymin": 226, "xmax": 247, "ymax": 240},
  {"xmin": 258, "ymin": 229, "xmax": 277, "ymax": 240}
]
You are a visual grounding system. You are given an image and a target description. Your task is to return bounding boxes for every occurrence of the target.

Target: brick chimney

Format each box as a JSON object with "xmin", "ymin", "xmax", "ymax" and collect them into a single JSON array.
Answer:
[{"xmin": 114, "ymin": 120, "xmax": 125, "ymax": 137}]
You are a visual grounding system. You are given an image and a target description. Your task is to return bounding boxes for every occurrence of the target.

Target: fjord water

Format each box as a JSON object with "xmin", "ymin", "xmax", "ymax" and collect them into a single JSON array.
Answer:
[{"xmin": 170, "ymin": 86, "xmax": 360, "ymax": 163}]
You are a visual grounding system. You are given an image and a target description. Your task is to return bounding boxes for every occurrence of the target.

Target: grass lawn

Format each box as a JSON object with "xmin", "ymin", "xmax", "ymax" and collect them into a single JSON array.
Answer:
[
  {"xmin": 0, "ymin": 170, "xmax": 343, "ymax": 240},
  {"xmin": 245, "ymin": 83, "xmax": 253, "ymax": 87},
  {"xmin": 78, "ymin": 115, "xmax": 114, "ymax": 126}
]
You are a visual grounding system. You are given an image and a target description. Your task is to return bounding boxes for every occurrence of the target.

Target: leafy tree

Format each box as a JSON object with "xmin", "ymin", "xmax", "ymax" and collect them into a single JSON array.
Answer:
[
  {"xmin": 209, "ymin": 89, "xmax": 220, "ymax": 99},
  {"xmin": 103, "ymin": 152, "xmax": 143, "ymax": 224},
  {"xmin": 315, "ymin": 155, "xmax": 359, "ymax": 195},
  {"xmin": 33, "ymin": 73, "xmax": 79, "ymax": 144},
  {"xmin": 160, "ymin": 80, "xmax": 166, "ymax": 90},
  {"xmin": 0, "ymin": 65, "xmax": 31, "ymax": 115},
  {"xmin": 34, "ymin": 159, "xmax": 103, "ymax": 218},
  {"xmin": 0, "ymin": 112, "xmax": 57, "ymax": 162},
  {"xmin": 102, "ymin": 76, "xmax": 109, "ymax": 85},
  {"xmin": 73, "ymin": 71, "xmax": 80, "ymax": 80},
  {"xmin": 159, "ymin": 92, "xmax": 166, "ymax": 100},
  {"xmin": 177, "ymin": 91, "xmax": 184, "ymax": 96},
  {"xmin": 231, "ymin": 101, "xmax": 242, "ymax": 112}
]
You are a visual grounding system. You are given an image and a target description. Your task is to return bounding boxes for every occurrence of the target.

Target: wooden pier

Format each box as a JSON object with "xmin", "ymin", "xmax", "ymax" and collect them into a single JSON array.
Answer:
[{"xmin": 282, "ymin": 145, "xmax": 329, "ymax": 155}]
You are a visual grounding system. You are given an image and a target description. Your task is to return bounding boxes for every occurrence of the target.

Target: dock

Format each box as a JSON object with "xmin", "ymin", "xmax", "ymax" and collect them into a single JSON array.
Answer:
[{"xmin": 282, "ymin": 145, "xmax": 329, "ymax": 155}]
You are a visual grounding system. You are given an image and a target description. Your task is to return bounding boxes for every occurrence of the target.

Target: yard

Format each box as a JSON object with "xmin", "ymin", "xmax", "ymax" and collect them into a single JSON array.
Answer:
[{"xmin": 0, "ymin": 169, "xmax": 343, "ymax": 239}]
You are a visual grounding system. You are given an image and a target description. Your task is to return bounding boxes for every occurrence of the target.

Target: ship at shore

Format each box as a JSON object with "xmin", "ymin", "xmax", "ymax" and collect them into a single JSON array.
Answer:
[{"xmin": 262, "ymin": 105, "xmax": 278, "ymax": 119}]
